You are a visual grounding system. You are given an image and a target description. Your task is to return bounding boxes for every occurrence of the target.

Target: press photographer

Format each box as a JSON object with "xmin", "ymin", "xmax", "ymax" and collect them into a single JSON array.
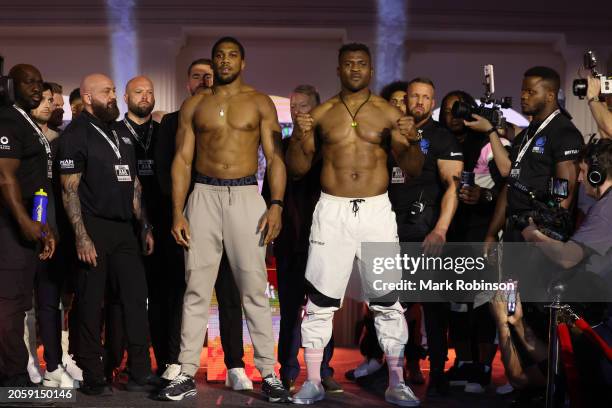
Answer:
[
  {"xmin": 572, "ymin": 50, "xmax": 612, "ymax": 139},
  {"xmin": 0, "ymin": 63, "xmax": 56, "ymax": 386}
]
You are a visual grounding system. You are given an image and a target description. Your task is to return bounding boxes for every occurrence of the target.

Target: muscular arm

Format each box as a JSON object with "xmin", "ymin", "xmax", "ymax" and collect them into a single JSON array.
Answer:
[
  {"xmin": 434, "ymin": 159, "xmax": 462, "ymax": 233},
  {"xmin": 389, "ymin": 108, "xmax": 424, "ymax": 177},
  {"xmin": 61, "ymin": 172, "xmax": 97, "ymax": 265},
  {"xmin": 555, "ymin": 160, "xmax": 579, "ymax": 210},
  {"xmin": 0, "ymin": 158, "xmax": 31, "ymax": 229},
  {"xmin": 285, "ymin": 107, "xmax": 319, "ymax": 179},
  {"xmin": 171, "ymin": 95, "xmax": 200, "ymax": 219},
  {"xmin": 260, "ymin": 95, "xmax": 286, "ymax": 202}
]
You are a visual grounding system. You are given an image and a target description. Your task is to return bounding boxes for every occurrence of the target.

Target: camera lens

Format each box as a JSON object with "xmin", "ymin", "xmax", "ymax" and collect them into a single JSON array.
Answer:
[
  {"xmin": 451, "ymin": 100, "xmax": 472, "ymax": 120},
  {"xmin": 572, "ymin": 79, "xmax": 587, "ymax": 98}
]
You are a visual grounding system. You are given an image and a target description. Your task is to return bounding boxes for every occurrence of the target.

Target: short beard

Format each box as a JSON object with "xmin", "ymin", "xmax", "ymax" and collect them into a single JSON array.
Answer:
[
  {"xmin": 92, "ymin": 99, "xmax": 119, "ymax": 123},
  {"xmin": 522, "ymin": 99, "xmax": 547, "ymax": 117},
  {"xmin": 408, "ymin": 109, "xmax": 430, "ymax": 124},
  {"xmin": 128, "ymin": 101, "xmax": 154, "ymax": 118},
  {"xmin": 214, "ymin": 71, "xmax": 239, "ymax": 85},
  {"xmin": 48, "ymin": 109, "xmax": 64, "ymax": 129}
]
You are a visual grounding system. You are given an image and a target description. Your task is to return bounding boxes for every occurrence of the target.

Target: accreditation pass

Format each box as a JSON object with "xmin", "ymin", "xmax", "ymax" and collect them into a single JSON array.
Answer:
[{"xmin": 0, "ymin": 387, "xmax": 76, "ymax": 403}]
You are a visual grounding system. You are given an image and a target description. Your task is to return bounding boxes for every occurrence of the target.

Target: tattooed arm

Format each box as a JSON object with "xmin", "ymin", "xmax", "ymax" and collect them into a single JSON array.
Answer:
[
  {"xmin": 61, "ymin": 173, "xmax": 98, "ymax": 267},
  {"xmin": 134, "ymin": 176, "xmax": 154, "ymax": 255}
]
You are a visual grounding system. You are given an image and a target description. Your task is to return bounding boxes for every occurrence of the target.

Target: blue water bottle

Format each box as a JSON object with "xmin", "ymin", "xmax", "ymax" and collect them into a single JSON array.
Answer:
[{"xmin": 32, "ymin": 188, "xmax": 48, "ymax": 224}]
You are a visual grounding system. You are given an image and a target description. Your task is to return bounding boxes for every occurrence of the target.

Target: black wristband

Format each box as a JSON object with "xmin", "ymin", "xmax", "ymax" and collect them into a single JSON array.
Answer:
[
  {"xmin": 485, "ymin": 127, "xmax": 497, "ymax": 137},
  {"xmin": 269, "ymin": 199, "xmax": 284, "ymax": 208}
]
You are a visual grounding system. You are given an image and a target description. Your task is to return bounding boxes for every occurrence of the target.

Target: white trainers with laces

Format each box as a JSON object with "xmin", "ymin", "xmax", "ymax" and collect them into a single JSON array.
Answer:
[
  {"xmin": 27, "ymin": 354, "xmax": 42, "ymax": 384},
  {"xmin": 43, "ymin": 366, "xmax": 77, "ymax": 388},
  {"xmin": 224, "ymin": 367, "xmax": 253, "ymax": 391},
  {"xmin": 293, "ymin": 380, "xmax": 325, "ymax": 405},
  {"xmin": 354, "ymin": 358, "xmax": 383, "ymax": 378},
  {"xmin": 62, "ymin": 353, "xmax": 83, "ymax": 382},
  {"xmin": 385, "ymin": 382, "xmax": 420, "ymax": 407}
]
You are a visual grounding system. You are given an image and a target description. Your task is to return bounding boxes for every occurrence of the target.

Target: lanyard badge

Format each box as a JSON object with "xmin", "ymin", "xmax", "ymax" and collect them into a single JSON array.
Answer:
[{"xmin": 13, "ymin": 105, "xmax": 53, "ymax": 179}]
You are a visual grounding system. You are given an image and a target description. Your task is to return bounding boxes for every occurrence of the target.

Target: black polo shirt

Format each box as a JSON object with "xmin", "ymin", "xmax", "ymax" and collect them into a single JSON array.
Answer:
[
  {"xmin": 507, "ymin": 112, "xmax": 583, "ymax": 213},
  {"xmin": 388, "ymin": 117, "xmax": 463, "ymax": 210},
  {"xmin": 115, "ymin": 115, "xmax": 161, "ymax": 221},
  {"xmin": 0, "ymin": 105, "xmax": 49, "ymax": 223},
  {"xmin": 58, "ymin": 110, "xmax": 137, "ymax": 222}
]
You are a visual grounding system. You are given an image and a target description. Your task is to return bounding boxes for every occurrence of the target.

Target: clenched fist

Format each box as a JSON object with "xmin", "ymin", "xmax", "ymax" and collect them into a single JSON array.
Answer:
[
  {"xmin": 397, "ymin": 115, "xmax": 418, "ymax": 143},
  {"xmin": 295, "ymin": 113, "xmax": 314, "ymax": 135}
]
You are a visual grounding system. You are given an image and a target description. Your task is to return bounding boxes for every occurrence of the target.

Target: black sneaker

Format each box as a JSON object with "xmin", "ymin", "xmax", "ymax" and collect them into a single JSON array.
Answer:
[
  {"xmin": 444, "ymin": 362, "xmax": 473, "ymax": 386},
  {"xmin": 126, "ymin": 374, "xmax": 163, "ymax": 392},
  {"xmin": 157, "ymin": 373, "xmax": 196, "ymax": 401},
  {"xmin": 464, "ymin": 363, "xmax": 492, "ymax": 394},
  {"xmin": 427, "ymin": 371, "xmax": 450, "ymax": 397},
  {"xmin": 80, "ymin": 380, "xmax": 113, "ymax": 396},
  {"xmin": 321, "ymin": 376, "xmax": 343, "ymax": 393},
  {"xmin": 281, "ymin": 377, "xmax": 296, "ymax": 393},
  {"xmin": 262, "ymin": 374, "xmax": 291, "ymax": 403}
]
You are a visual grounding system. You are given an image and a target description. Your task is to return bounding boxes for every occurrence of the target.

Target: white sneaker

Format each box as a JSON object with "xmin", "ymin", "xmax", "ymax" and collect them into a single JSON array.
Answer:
[
  {"xmin": 62, "ymin": 353, "xmax": 83, "ymax": 382},
  {"xmin": 293, "ymin": 380, "xmax": 325, "ymax": 405},
  {"xmin": 354, "ymin": 358, "xmax": 383, "ymax": 378},
  {"xmin": 224, "ymin": 367, "xmax": 253, "ymax": 391},
  {"xmin": 27, "ymin": 354, "xmax": 42, "ymax": 384},
  {"xmin": 385, "ymin": 383, "xmax": 420, "ymax": 407},
  {"xmin": 161, "ymin": 363, "xmax": 182, "ymax": 381},
  {"xmin": 496, "ymin": 382, "xmax": 514, "ymax": 395},
  {"xmin": 43, "ymin": 366, "xmax": 77, "ymax": 388}
]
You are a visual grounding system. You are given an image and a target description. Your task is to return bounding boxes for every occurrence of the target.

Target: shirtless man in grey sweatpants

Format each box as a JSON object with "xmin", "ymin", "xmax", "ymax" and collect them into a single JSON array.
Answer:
[{"xmin": 157, "ymin": 36, "xmax": 290, "ymax": 403}]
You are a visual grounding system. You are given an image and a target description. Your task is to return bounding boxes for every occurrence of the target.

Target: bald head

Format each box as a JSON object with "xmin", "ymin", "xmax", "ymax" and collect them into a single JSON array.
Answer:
[
  {"xmin": 124, "ymin": 75, "xmax": 155, "ymax": 120},
  {"xmin": 9, "ymin": 64, "xmax": 43, "ymax": 110},
  {"xmin": 80, "ymin": 73, "xmax": 118, "ymax": 123}
]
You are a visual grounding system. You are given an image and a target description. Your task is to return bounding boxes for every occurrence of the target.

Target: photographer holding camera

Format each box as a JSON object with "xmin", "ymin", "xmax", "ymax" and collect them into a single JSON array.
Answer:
[
  {"xmin": 474, "ymin": 67, "xmax": 583, "ymax": 246},
  {"xmin": 586, "ymin": 75, "xmax": 612, "ymax": 139}
]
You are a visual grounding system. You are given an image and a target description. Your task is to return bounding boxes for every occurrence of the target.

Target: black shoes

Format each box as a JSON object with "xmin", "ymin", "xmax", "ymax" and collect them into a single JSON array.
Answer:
[
  {"xmin": 157, "ymin": 372, "xmax": 197, "ymax": 401},
  {"xmin": 426, "ymin": 371, "xmax": 450, "ymax": 397},
  {"xmin": 80, "ymin": 380, "xmax": 113, "ymax": 396},
  {"xmin": 262, "ymin": 374, "xmax": 291, "ymax": 403},
  {"xmin": 126, "ymin": 374, "xmax": 163, "ymax": 392},
  {"xmin": 444, "ymin": 362, "xmax": 473, "ymax": 387},
  {"xmin": 321, "ymin": 376, "xmax": 343, "ymax": 393}
]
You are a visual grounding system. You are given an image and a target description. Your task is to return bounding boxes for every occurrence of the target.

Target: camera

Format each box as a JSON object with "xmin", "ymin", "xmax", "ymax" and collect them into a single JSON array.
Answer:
[
  {"xmin": 511, "ymin": 177, "xmax": 573, "ymax": 242},
  {"xmin": 572, "ymin": 50, "xmax": 612, "ymax": 99},
  {"xmin": 452, "ymin": 64, "xmax": 512, "ymax": 129},
  {"xmin": 0, "ymin": 56, "xmax": 15, "ymax": 107}
]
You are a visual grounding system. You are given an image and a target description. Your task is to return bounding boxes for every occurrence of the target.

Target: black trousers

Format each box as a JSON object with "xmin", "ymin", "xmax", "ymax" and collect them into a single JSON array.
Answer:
[
  {"xmin": 74, "ymin": 216, "xmax": 150, "ymax": 384},
  {"xmin": 35, "ymin": 260, "xmax": 63, "ymax": 372},
  {"xmin": 0, "ymin": 221, "xmax": 38, "ymax": 385},
  {"xmin": 105, "ymin": 231, "xmax": 244, "ymax": 374}
]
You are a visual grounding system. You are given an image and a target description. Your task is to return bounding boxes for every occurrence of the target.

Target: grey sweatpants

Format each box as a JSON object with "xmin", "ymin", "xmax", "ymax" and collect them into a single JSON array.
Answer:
[{"xmin": 178, "ymin": 183, "xmax": 276, "ymax": 377}]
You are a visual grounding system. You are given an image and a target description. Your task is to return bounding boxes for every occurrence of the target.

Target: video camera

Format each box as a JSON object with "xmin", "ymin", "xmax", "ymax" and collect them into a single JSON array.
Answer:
[
  {"xmin": 452, "ymin": 64, "xmax": 512, "ymax": 129},
  {"xmin": 511, "ymin": 177, "xmax": 573, "ymax": 242},
  {"xmin": 0, "ymin": 56, "xmax": 15, "ymax": 107},
  {"xmin": 572, "ymin": 50, "xmax": 612, "ymax": 99}
]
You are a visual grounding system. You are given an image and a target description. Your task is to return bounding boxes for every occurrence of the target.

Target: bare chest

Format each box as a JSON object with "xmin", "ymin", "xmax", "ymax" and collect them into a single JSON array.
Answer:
[
  {"xmin": 194, "ymin": 96, "xmax": 260, "ymax": 134},
  {"xmin": 318, "ymin": 103, "xmax": 391, "ymax": 146}
]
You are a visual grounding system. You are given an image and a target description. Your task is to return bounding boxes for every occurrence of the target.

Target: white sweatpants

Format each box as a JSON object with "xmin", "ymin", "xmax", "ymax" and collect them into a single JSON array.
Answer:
[{"xmin": 301, "ymin": 192, "xmax": 408, "ymax": 355}]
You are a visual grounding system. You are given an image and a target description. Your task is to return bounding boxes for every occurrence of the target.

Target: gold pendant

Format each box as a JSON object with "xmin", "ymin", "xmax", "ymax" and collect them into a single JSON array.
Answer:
[
  {"xmin": 219, "ymin": 109, "xmax": 225, "ymax": 117},
  {"xmin": 351, "ymin": 121, "xmax": 358, "ymax": 128}
]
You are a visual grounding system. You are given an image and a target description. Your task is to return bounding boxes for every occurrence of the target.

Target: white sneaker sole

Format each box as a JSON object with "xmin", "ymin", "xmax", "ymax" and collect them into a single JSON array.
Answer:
[
  {"xmin": 292, "ymin": 393, "xmax": 324, "ymax": 404},
  {"xmin": 385, "ymin": 395, "xmax": 420, "ymax": 407},
  {"xmin": 159, "ymin": 389, "xmax": 197, "ymax": 401}
]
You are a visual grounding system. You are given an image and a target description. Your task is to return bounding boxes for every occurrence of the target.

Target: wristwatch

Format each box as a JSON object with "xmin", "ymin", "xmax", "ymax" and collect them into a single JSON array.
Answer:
[
  {"xmin": 142, "ymin": 223, "xmax": 154, "ymax": 232},
  {"xmin": 269, "ymin": 199, "xmax": 284, "ymax": 209},
  {"xmin": 484, "ymin": 127, "xmax": 497, "ymax": 137},
  {"xmin": 588, "ymin": 96, "xmax": 599, "ymax": 104}
]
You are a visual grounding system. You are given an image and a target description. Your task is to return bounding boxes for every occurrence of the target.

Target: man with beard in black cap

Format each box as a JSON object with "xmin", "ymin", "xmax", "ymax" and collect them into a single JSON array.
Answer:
[{"xmin": 58, "ymin": 73, "xmax": 155, "ymax": 395}]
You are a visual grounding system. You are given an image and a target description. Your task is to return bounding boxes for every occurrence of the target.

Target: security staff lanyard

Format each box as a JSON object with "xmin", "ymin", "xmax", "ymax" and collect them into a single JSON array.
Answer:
[
  {"xmin": 123, "ymin": 117, "xmax": 153, "ymax": 155},
  {"xmin": 90, "ymin": 123, "xmax": 122, "ymax": 163},
  {"xmin": 13, "ymin": 104, "xmax": 52, "ymax": 179},
  {"xmin": 513, "ymin": 109, "xmax": 560, "ymax": 167}
]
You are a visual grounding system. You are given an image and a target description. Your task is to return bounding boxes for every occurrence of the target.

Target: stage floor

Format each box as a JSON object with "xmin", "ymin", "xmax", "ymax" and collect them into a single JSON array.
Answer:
[{"xmin": 42, "ymin": 347, "xmax": 516, "ymax": 407}]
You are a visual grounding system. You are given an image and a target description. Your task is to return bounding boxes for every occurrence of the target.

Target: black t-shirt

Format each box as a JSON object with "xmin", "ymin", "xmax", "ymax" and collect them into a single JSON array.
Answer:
[
  {"xmin": 388, "ymin": 117, "xmax": 463, "ymax": 210},
  {"xmin": 508, "ymin": 112, "xmax": 583, "ymax": 213},
  {"xmin": 115, "ymin": 115, "xmax": 161, "ymax": 221},
  {"xmin": 58, "ymin": 111, "xmax": 137, "ymax": 222},
  {"xmin": 155, "ymin": 111, "xmax": 179, "ymax": 198},
  {"xmin": 0, "ymin": 106, "xmax": 50, "ymax": 226}
]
